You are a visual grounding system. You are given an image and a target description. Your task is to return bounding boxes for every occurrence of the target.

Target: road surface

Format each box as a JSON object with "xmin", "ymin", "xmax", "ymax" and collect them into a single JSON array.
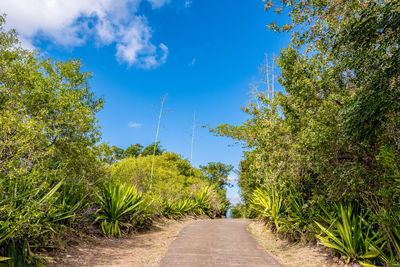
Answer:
[{"xmin": 159, "ymin": 219, "xmax": 282, "ymax": 267}]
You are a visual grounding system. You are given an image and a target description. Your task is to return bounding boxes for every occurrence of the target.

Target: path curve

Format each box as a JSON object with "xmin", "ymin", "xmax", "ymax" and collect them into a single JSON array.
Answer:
[{"xmin": 159, "ymin": 219, "xmax": 282, "ymax": 267}]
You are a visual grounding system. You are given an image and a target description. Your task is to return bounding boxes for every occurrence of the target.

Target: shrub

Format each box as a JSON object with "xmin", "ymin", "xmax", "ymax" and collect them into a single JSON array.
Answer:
[
  {"xmin": 193, "ymin": 186, "xmax": 213, "ymax": 217},
  {"xmin": 315, "ymin": 202, "xmax": 385, "ymax": 265},
  {"xmin": 0, "ymin": 14, "xmax": 104, "ymax": 259},
  {"xmin": 249, "ymin": 187, "xmax": 284, "ymax": 231},
  {"xmin": 230, "ymin": 204, "xmax": 246, "ymax": 218},
  {"xmin": 162, "ymin": 198, "xmax": 196, "ymax": 219},
  {"xmin": 94, "ymin": 183, "xmax": 144, "ymax": 237}
]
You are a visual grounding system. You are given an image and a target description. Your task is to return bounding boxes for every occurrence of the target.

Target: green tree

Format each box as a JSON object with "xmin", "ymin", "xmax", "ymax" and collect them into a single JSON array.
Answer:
[
  {"xmin": 111, "ymin": 146, "xmax": 126, "ymax": 161},
  {"xmin": 200, "ymin": 162, "xmax": 234, "ymax": 189},
  {"xmin": 125, "ymin": 143, "xmax": 143, "ymax": 158},
  {"xmin": 141, "ymin": 142, "xmax": 165, "ymax": 157}
]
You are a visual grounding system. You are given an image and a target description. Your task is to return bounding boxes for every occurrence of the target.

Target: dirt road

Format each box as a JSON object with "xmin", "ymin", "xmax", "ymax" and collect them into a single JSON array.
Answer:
[{"xmin": 159, "ymin": 219, "xmax": 282, "ymax": 267}]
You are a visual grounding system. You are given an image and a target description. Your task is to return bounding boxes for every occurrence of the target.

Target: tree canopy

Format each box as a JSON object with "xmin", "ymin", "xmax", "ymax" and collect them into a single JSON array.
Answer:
[{"xmin": 200, "ymin": 162, "xmax": 234, "ymax": 190}]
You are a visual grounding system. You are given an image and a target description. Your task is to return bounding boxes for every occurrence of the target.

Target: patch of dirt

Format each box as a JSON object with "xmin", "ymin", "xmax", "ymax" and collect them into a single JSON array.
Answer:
[
  {"xmin": 46, "ymin": 217, "xmax": 201, "ymax": 267},
  {"xmin": 248, "ymin": 220, "xmax": 353, "ymax": 267}
]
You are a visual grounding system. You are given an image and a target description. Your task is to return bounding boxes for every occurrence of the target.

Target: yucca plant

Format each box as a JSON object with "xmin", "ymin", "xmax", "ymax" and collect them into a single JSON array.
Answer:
[
  {"xmin": 249, "ymin": 187, "xmax": 284, "ymax": 231},
  {"xmin": 193, "ymin": 186, "xmax": 212, "ymax": 217},
  {"xmin": 94, "ymin": 183, "xmax": 144, "ymax": 237},
  {"xmin": 163, "ymin": 198, "xmax": 195, "ymax": 219},
  {"xmin": 315, "ymin": 202, "xmax": 385, "ymax": 265}
]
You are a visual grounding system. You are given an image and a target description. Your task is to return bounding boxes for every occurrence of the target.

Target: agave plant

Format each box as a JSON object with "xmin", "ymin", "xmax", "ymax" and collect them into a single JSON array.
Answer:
[
  {"xmin": 163, "ymin": 198, "xmax": 195, "ymax": 219},
  {"xmin": 315, "ymin": 202, "xmax": 385, "ymax": 265},
  {"xmin": 249, "ymin": 187, "xmax": 284, "ymax": 231},
  {"xmin": 193, "ymin": 186, "xmax": 212, "ymax": 217},
  {"xmin": 94, "ymin": 183, "xmax": 144, "ymax": 237}
]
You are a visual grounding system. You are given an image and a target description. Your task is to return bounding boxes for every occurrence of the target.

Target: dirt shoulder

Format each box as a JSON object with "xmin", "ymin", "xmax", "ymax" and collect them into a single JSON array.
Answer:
[
  {"xmin": 48, "ymin": 217, "xmax": 201, "ymax": 267},
  {"xmin": 248, "ymin": 220, "xmax": 342, "ymax": 267}
]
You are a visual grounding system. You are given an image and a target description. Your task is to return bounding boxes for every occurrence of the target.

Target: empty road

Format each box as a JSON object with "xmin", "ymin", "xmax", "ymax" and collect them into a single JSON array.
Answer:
[{"xmin": 159, "ymin": 219, "xmax": 282, "ymax": 267}]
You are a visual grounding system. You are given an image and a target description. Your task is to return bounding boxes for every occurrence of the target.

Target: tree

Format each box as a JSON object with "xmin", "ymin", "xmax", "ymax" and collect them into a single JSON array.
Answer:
[
  {"xmin": 110, "ymin": 146, "xmax": 126, "ymax": 160},
  {"xmin": 125, "ymin": 143, "xmax": 143, "ymax": 158},
  {"xmin": 200, "ymin": 162, "xmax": 234, "ymax": 189},
  {"xmin": 266, "ymin": 0, "xmax": 400, "ymax": 143},
  {"xmin": 141, "ymin": 142, "xmax": 164, "ymax": 157}
]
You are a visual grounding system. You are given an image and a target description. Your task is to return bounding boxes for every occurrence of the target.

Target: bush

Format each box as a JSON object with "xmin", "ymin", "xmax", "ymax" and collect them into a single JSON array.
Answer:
[
  {"xmin": 315, "ymin": 202, "xmax": 385, "ymax": 265},
  {"xmin": 249, "ymin": 187, "xmax": 284, "ymax": 231},
  {"xmin": 108, "ymin": 153, "xmax": 230, "ymax": 218},
  {"xmin": 230, "ymin": 204, "xmax": 246, "ymax": 219},
  {"xmin": 0, "ymin": 14, "xmax": 104, "ymax": 259},
  {"xmin": 94, "ymin": 183, "xmax": 145, "ymax": 237},
  {"xmin": 162, "ymin": 198, "xmax": 196, "ymax": 219}
]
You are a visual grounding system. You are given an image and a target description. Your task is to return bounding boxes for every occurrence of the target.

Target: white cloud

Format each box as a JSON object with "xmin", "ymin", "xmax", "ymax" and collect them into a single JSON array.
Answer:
[
  {"xmin": 189, "ymin": 58, "xmax": 196, "ymax": 66},
  {"xmin": 148, "ymin": 0, "xmax": 171, "ymax": 9},
  {"xmin": 229, "ymin": 193, "xmax": 241, "ymax": 205},
  {"xmin": 227, "ymin": 173, "xmax": 238, "ymax": 183},
  {"xmin": 0, "ymin": 0, "xmax": 170, "ymax": 68},
  {"xmin": 184, "ymin": 1, "xmax": 192, "ymax": 8},
  {"xmin": 128, "ymin": 121, "xmax": 142, "ymax": 128}
]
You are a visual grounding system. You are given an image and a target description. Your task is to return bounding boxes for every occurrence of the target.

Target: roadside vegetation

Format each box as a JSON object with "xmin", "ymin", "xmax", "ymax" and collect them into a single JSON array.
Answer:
[
  {"xmin": 0, "ymin": 15, "xmax": 231, "ymax": 266},
  {"xmin": 217, "ymin": 1, "xmax": 400, "ymax": 266}
]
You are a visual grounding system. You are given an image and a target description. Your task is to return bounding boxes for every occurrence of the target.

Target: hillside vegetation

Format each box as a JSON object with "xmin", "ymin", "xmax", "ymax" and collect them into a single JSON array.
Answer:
[
  {"xmin": 0, "ymin": 15, "xmax": 229, "ymax": 266},
  {"xmin": 221, "ymin": 1, "xmax": 400, "ymax": 266}
]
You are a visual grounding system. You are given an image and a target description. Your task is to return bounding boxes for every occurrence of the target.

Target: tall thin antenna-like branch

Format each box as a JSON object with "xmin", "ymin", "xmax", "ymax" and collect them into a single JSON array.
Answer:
[
  {"xmin": 265, "ymin": 54, "xmax": 270, "ymax": 100},
  {"xmin": 151, "ymin": 94, "xmax": 167, "ymax": 183},
  {"xmin": 190, "ymin": 111, "xmax": 196, "ymax": 177},
  {"xmin": 272, "ymin": 54, "xmax": 275, "ymax": 98}
]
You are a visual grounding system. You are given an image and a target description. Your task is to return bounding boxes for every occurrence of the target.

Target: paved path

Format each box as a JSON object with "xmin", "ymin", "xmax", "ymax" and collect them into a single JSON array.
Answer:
[{"xmin": 159, "ymin": 219, "xmax": 282, "ymax": 267}]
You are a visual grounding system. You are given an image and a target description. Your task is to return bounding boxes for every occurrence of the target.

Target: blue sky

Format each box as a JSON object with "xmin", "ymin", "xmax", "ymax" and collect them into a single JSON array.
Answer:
[{"xmin": 1, "ymin": 0, "xmax": 289, "ymax": 205}]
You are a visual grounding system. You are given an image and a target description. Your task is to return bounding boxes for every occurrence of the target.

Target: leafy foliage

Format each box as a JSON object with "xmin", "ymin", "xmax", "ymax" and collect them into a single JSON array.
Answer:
[
  {"xmin": 109, "ymin": 153, "xmax": 229, "ymax": 218},
  {"xmin": 249, "ymin": 187, "xmax": 283, "ymax": 231},
  {"xmin": 163, "ymin": 198, "xmax": 196, "ymax": 219},
  {"xmin": 0, "ymin": 14, "xmax": 104, "ymax": 261},
  {"xmin": 95, "ymin": 183, "xmax": 144, "ymax": 237},
  {"xmin": 315, "ymin": 202, "xmax": 384, "ymax": 264},
  {"xmin": 0, "ymin": 13, "xmax": 232, "ymax": 264},
  {"xmin": 213, "ymin": 1, "xmax": 400, "ymax": 265},
  {"xmin": 200, "ymin": 162, "xmax": 233, "ymax": 189},
  {"xmin": 230, "ymin": 204, "xmax": 246, "ymax": 219}
]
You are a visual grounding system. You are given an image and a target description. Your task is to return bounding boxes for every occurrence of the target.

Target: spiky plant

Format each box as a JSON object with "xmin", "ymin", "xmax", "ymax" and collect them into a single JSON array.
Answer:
[
  {"xmin": 315, "ymin": 202, "xmax": 385, "ymax": 265},
  {"xmin": 163, "ymin": 198, "xmax": 196, "ymax": 219},
  {"xmin": 95, "ymin": 183, "xmax": 144, "ymax": 237},
  {"xmin": 193, "ymin": 186, "xmax": 212, "ymax": 217},
  {"xmin": 249, "ymin": 187, "xmax": 284, "ymax": 231}
]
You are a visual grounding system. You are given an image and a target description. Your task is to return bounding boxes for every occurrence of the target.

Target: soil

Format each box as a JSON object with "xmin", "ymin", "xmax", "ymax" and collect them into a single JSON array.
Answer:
[{"xmin": 45, "ymin": 217, "xmax": 201, "ymax": 267}]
